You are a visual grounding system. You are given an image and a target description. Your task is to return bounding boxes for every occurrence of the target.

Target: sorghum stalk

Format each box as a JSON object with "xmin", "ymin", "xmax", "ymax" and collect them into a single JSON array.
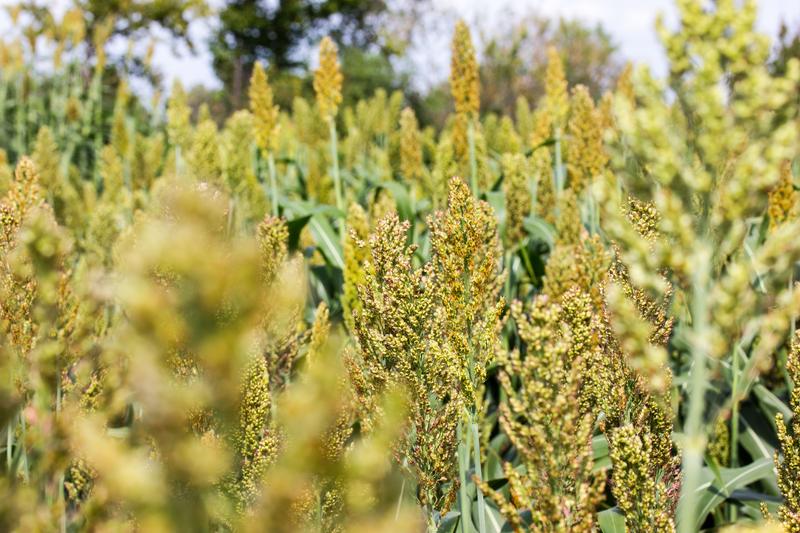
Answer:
[
  {"xmin": 5, "ymin": 417, "xmax": 12, "ymax": 470},
  {"xmin": 20, "ymin": 413, "xmax": 28, "ymax": 482},
  {"xmin": 329, "ymin": 119, "xmax": 342, "ymax": 214},
  {"xmin": 728, "ymin": 342, "xmax": 746, "ymax": 524},
  {"xmin": 0, "ymin": 73, "xmax": 7, "ymax": 129},
  {"xmin": 503, "ymin": 250, "xmax": 513, "ymax": 301},
  {"xmin": 677, "ymin": 246, "xmax": 711, "ymax": 533},
  {"xmin": 91, "ymin": 74, "xmax": 104, "ymax": 185},
  {"xmin": 13, "ymin": 74, "xmax": 25, "ymax": 157},
  {"xmin": 268, "ymin": 153, "xmax": 278, "ymax": 217},
  {"xmin": 471, "ymin": 421, "xmax": 486, "ymax": 533},
  {"xmin": 457, "ymin": 419, "xmax": 472, "ymax": 533},
  {"xmin": 553, "ymin": 132, "xmax": 565, "ymax": 195},
  {"xmin": 468, "ymin": 120, "xmax": 478, "ymax": 197}
]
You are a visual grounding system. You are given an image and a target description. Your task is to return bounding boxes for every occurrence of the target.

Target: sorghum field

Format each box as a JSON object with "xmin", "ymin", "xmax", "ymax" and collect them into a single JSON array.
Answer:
[{"xmin": 1, "ymin": 0, "xmax": 799, "ymax": 531}]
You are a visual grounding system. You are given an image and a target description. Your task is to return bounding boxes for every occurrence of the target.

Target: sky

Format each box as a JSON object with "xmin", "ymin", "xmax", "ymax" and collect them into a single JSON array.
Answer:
[{"xmin": 1, "ymin": 0, "xmax": 798, "ymax": 92}]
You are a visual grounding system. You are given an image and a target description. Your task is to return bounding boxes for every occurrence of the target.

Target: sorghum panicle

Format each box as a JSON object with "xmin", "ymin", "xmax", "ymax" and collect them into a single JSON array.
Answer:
[{"xmin": 314, "ymin": 37, "xmax": 343, "ymax": 121}]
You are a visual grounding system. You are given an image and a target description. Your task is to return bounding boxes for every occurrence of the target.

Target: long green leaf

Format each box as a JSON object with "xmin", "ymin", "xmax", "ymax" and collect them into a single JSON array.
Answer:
[
  {"xmin": 683, "ymin": 458, "xmax": 776, "ymax": 530},
  {"xmin": 522, "ymin": 215, "xmax": 555, "ymax": 248},
  {"xmin": 598, "ymin": 507, "xmax": 625, "ymax": 533},
  {"xmin": 378, "ymin": 180, "xmax": 414, "ymax": 221},
  {"xmin": 309, "ymin": 215, "xmax": 344, "ymax": 269},
  {"xmin": 753, "ymin": 384, "xmax": 793, "ymax": 422},
  {"xmin": 437, "ymin": 511, "xmax": 461, "ymax": 533},
  {"xmin": 592, "ymin": 434, "xmax": 611, "ymax": 472}
]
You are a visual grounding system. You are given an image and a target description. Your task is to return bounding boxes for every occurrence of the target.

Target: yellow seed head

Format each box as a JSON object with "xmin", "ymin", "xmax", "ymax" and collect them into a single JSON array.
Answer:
[
  {"xmin": 249, "ymin": 62, "xmax": 280, "ymax": 154},
  {"xmin": 92, "ymin": 17, "xmax": 115, "ymax": 72},
  {"xmin": 307, "ymin": 302, "xmax": 331, "ymax": 365},
  {"xmin": 342, "ymin": 204, "xmax": 370, "ymax": 333},
  {"xmin": 768, "ymin": 160, "xmax": 796, "ymax": 230},
  {"xmin": 111, "ymin": 78, "xmax": 130, "ymax": 158},
  {"xmin": 257, "ymin": 215, "xmax": 289, "ymax": 284},
  {"xmin": 399, "ymin": 107, "xmax": 424, "ymax": 186},
  {"xmin": 616, "ymin": 62, "xmax": 636, "ymax": 104},
  {"xmin": 188, "ymin": 119, "xmax": 223, "ymax": 186},
  {"xmin": 99, "ymin": 145, "xmax": 125, "ymax": 202},
  {"xmin": 167, "ymin": 80, "xmax": 191, "ymax": 152},
  {"xmin": 0, "ymin": 149, "xmax": 11, "ymax": 195},
  {"xmin": 567, "ymin": 85, "xmax": 607, "ymax": 194},
  {"xmin": 449, "ymin": 20, "xmax": 480, "ymax": 118},
  {"xmin": 451, "ymin": 112, "xmax": 469, "ymax": 173},
  {"xmin": 432, "ymin": 133, "xmax": 457, "ymax": 206},
  {"xmin": 32, "ymin": 126, "xmax": 60, "ymax": 191},
  {"xmin": 708, "ymin": 416, "xmax": 730, "ymax": 467},
  {"xmin": 495, "ymin": 115, "xmax": 521, "ymax": 155},
  {"xmin": 516, "ymin": 96, "xmax": 534, "ymax": 145},
  {"xmin": 313, "ymin": 37, "xmax": 343, "ymax": 121},
  {"xmin": 478, "ymin": 295, "xmax": 604, "ymax": 531},
  {"xmin": 775, "ymin": 332, "xmax": 800, "ymax": 530},
  {"xmin": 531, "ymin": 108, "xmax": 556, "ymax": 224},
  {"xmin": 598, "ymin": 91, "xmax": 615, "ymax": 131},
  {"xmin": 1, "ymin": 157, "xmax": 42, "ymax": 252},
  {"xmin": 544, "ymin": 46, "xmax": 569, "ymax": 132},
  {"xmin": 608, "ymin": 425, "xmax": 676, "ymax": 532},
  {"xmin": 502, "ymin": 153, "xmax": 531, "ymax": 245}
]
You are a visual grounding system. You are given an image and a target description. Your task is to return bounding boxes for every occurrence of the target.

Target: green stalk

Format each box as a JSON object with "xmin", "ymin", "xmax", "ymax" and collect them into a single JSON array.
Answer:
[
  {"xmin": 728, "ymin": 342, "xmax": 744, "ymax": 523},
  {"xmin": 457, "ymin": 419, "xmax": 472, "ymax": 533},
  {"xmin": 427, "ymin": 512, "xmax": 437, "ymax": 533},
  {"xmin": 14, "ymin": 75, "xmax": 26, "ymax": 157},
  {"xmin": 677, "ymin": 246, "xmax": 711, "ymax": 533},
  {"xmin": 92, "ymin": 72, "xmax": 103, "ymax": 185},
  {"xmin": 268, "ymin": 152, "xmax": 279, "ymax": 217},
  {"xmin": 0, "ymin": 79, "xmax": 8, "ymax": 135},
  {"xmin": 553, "ymin": 129, "xmax": 565, "ymax": 195},
  {"xmin": 729, "ymin": 344, "xmax": 743, "ymax": 467},
  {"xmin": 503, "ymin": 250, "xmax": 513, "ymax": 301},
  {"xmin": 409, "ymin": 185, "xmax": 418, "ymax": 239},
  {"xmin": 6, "ymin": 416, "xmax": 13, "ymax": 471},
  {"xmin": 468, "ymin": 120, "xmax": 478, "ymax": 196},
  {"xmin": 519, "ymin": 246, "xmax": 535, "ymax": 282},
  {"xmin": 329, "ymin": 119, "xmax": 342, "ymax": 212},
  {"xmin": 226, "ymin": 198, "xmax": 235, "ymax": 236},
  {"xmin": 471, "ymin": 421, "xmax": 487, "ymax": 533},
  {"xmin": 788, "ymin": 273, "xmax": 796, "ymax": 389},
  {"xmin": 56, "ymin": 372, "xmax": 62, "ymax": 413},
  {"xmin": 20, "ymin": 411, "xmax": 28, "ymax": 483},
  {"xmin": 175, "ymin": 146, "xmax": 183, "ymax": 179},
  {"xmin": 395, "ymin": 476, "xmax": 406, "ymax": 521}
]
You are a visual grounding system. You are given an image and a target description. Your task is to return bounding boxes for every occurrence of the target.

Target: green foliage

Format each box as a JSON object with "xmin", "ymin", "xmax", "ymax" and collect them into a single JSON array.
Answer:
[{"xmin": 0, "ymin": 1, "xmax": 799, "ymax": 532}]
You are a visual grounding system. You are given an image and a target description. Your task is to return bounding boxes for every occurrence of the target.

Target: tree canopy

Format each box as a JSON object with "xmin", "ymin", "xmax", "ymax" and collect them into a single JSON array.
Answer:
[
  {"xmin": 211, "ymin": 0, "xmax": 405, "ymax": 106},
  {"xmin": 479, "ymin": 15, "xmax": 622, "ymax": 116}
]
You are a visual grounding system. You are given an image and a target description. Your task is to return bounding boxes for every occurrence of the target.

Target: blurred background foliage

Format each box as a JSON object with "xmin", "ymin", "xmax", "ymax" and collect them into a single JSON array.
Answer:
[
  {"xmin": 1, "ymin": 0, "xmax": 800, "ymax": 532},
  {"xmin": 4, "ymin": 0, "xmax": 644, "ymax": 127}
]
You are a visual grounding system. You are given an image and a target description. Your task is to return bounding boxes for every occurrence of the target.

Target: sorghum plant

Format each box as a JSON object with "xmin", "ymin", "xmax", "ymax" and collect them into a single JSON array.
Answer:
[
  {"xmin": 480, "ymin": 293, "xmax": 604, "ymax": 532},
  {"xmin": 599, "ymin": 0, "xmax": 800, "ymax": 530},
  {"xmin": 348, "ymin": 177, "xmax": 503, "ymax": 529}
]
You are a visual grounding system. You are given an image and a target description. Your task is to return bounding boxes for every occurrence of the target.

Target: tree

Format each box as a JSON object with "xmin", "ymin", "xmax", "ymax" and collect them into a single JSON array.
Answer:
[
  {"xmin": 771, "ymin": 21, "xmax": 800, "ymax": 77},
  {"xmin": 14, "ymin": 0, "xmax": 209, "ymax": 54},
  {"xmin": 768, "ymin": 21, "xmax": 799, "ymax": 109},
  {"xmin": 210, "ymin": 0, "xmax": 425, "ymax": 108},
  {"xmin": 479, "ymin": 14, "xmax": 622, "ymax": 116},
  {"xmin": 339, "ymin": 46, "xmax": 409, "ymax": 104}
]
